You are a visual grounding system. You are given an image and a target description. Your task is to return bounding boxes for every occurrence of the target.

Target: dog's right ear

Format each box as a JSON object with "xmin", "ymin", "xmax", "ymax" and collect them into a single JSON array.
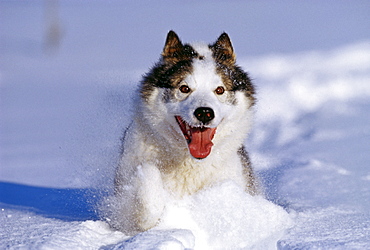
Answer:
[
  {"xmin": 210, "ymin": 32, "xmax": 236, "ymax": 65},
  {"xmin": 162, "ymin": 30, "xmax": 184, "ymax": 60}
]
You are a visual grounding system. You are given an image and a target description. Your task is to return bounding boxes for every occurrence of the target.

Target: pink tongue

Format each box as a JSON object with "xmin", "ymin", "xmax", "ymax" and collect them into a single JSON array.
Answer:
[{"xmin": 188, "ymin": 127, "xmax": 217, "ymax": 159}]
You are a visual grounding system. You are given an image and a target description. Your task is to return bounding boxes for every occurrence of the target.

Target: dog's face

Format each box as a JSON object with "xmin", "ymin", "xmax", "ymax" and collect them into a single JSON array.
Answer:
[{"xmin": 140, "ymin": 31, "xmax": 255, "ymax": 159}]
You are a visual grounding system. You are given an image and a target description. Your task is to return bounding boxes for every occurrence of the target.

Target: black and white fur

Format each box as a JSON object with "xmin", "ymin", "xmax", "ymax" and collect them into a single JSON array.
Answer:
[{"xmin": 112, "ymin": 31, "xmax": 258, "ymax": 234}]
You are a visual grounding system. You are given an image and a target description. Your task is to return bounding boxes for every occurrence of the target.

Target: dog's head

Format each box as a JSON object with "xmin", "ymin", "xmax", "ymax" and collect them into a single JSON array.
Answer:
[{"xmin": 140, "ymin": 31, "xmax": 255, "ymax": 159}]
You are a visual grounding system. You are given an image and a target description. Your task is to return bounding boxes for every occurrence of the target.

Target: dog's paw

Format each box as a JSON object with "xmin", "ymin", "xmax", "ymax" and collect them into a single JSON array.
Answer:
[{"xmin": 135, "ymin": 164, "xmax": 168, "ymax": 230}]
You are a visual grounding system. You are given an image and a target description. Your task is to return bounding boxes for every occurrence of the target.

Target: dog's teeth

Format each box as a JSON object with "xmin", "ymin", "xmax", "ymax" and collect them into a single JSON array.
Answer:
[{"xmin": 175, "ymin": 116, "xmax": 192, "ymax": 143}]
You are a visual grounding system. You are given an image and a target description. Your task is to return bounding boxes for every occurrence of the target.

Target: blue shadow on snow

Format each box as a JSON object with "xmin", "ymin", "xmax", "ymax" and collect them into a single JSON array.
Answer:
[{"xmin": 0, "ymin": 182, "xmax": 101, "ymax": 221}]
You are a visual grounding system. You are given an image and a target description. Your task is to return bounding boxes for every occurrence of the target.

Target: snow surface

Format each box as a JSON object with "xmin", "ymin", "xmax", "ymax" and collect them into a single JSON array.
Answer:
[{"xmin": 1, "ymin": 1, "xmax": 370, "ymax": 249}]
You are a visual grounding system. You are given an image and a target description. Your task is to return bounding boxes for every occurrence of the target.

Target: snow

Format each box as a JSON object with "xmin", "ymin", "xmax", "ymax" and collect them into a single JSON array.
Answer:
[
  {"xmin": 1, "ymin": 1, "xmax": 370, "ymax": 249},
  {"xmin": 0, "ymin": 208, "xmax": 128, "ymax": 249}
]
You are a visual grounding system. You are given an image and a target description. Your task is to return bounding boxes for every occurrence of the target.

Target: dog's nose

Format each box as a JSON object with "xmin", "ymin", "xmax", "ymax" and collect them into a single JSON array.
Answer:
[{"xmin": 194, "ymin": 107, "xmax": 215, "ymax": 124}]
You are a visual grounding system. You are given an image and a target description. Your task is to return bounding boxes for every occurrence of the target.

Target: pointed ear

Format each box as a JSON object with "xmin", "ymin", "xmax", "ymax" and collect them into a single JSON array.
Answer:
[
  {"xmin": 162, "ymin": 30, "xmax": 184, "ymax": 59},
  {"xmin": 211, "ymin": 32, "xmax": 236, "ymax": 64}
]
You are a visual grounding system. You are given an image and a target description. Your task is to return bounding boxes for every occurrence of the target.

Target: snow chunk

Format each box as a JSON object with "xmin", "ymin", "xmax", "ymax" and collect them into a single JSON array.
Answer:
[{"xmin": 185, "ymin": 181, "xmax": 294, "ymax": 249}]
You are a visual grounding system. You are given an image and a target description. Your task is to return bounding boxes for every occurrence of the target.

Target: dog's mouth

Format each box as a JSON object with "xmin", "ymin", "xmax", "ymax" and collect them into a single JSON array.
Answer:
[{"xmin": 175, "ymin": 116, "xmax": 217, "ymax": 159}]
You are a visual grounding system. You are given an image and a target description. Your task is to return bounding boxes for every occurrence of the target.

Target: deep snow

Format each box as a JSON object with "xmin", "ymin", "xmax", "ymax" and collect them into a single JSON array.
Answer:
[{"xmin": 1, "ymin": 1, "xmax": 370, "ymax": 249}]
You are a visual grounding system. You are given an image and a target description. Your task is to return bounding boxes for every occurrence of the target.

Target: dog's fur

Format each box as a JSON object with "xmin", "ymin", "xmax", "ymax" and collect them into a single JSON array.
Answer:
[{"xmin": 113, "ymin": 31, "xmax": 258, "ymax": 234}]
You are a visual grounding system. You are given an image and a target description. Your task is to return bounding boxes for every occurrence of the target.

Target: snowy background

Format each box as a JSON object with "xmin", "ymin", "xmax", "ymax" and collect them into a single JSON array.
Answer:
[{"xmin": 1, "ymin": 0, "xmax": 370, "ymax": 249}]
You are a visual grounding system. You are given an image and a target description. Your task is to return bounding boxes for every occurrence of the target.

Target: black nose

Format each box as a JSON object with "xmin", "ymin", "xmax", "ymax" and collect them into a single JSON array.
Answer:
[{"xmin": 194, "ymin": 107, "xmax": 215, "ymax": 124}]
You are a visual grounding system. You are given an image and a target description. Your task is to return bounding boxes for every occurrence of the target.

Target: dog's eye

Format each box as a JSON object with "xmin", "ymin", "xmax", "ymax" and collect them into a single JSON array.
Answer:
[
  {"xmin": 215, "ymin": 86, "xmax": 225, "ymax": 95},
  {"xmin": 179, "ymin": 85, "xmax": 191, "ymax": 94}
]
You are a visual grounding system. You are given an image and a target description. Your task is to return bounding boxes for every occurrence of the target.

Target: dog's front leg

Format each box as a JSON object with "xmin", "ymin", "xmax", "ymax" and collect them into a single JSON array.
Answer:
[{"xmin": 134, "ymin": 163, "xmax": 167, "ymax": 231}]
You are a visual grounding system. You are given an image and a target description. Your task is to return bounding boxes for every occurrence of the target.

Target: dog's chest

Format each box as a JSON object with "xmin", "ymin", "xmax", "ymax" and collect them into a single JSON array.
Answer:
[{"xmin": 160, "ymin": 156, "xmax": 244, "ymax": 198}]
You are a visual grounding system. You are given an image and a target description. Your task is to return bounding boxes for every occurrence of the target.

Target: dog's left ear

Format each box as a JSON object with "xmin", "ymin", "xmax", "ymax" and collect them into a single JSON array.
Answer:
[
  {"xmin": 211, "ymin": 32, "xmax": 236, "ymax": 64},
  {"xmin": 162, "ymin": 30, "xmax": 184, "ymax": 60}
]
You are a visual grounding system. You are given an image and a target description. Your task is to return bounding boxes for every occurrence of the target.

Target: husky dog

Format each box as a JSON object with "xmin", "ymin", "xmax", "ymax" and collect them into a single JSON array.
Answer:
[{"xmin": 113, "ymin": 31, "xmax": 258, "ymax": 234}]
